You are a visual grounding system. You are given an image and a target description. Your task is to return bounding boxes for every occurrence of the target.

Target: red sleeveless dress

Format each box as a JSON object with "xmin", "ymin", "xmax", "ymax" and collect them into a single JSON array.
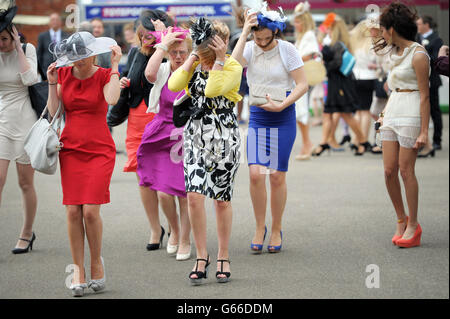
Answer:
[{"xmin": 57, "ymin": 66, "xmax": 116, "ymax": 205}]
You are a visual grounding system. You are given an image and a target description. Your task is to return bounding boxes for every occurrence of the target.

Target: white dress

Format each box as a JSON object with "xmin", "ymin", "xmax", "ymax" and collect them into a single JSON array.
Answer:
[
  {"xmin": 380, "ymin": 42, "xmax": 430, "ymax": 148},
  {"xmin": 0, "ymin": 43, "xmax": 38, "ymax": 164},
  {"xmin": 294, "ymin": 31, "xmax": 321, "ymax": 124}
]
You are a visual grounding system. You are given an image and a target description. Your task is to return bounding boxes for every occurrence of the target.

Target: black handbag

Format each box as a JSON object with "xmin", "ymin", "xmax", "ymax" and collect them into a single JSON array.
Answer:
[
  {"xmin": 375, "ymin": 77, "xmax": 388, "ymax": 99},
  {"xmin": 107, "ymin": 88, "xmax": 131, "ymax": 127},
  {"xmin": 173, "ymin": 91, "xmax": 193, "ymax": 128},
  {"xmin": 106, "ymin": 49, "xmax": 139, "ymax": 127},
  {"xmin": 22, "ymin": 44, "xmax": 48, "ymax": 118}
]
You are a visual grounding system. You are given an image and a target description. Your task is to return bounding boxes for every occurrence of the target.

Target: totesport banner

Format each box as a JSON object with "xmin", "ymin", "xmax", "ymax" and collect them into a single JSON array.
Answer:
[
  {"xmin": 266, "ymin": 0, "xmax": 445, "ymax": 10},
  {"xmin": 85, "ymin": 2, "xmax": 233, "ymax": 21}
]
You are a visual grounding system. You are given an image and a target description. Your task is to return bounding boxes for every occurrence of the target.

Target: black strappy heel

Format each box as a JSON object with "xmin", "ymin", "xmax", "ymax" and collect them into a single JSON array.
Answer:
[
  {"xmin": 12, "ymin": 232, "xmax": 36, "ymax": 254},
  {"xmin": 216, "ymin": 259, "xmax": 231, "ymax": 283},
  {"xmin": 189, "ymin": 255, "xmax": 210, "ymax": 285},
  {"xmin": 311, "ymin": 144, "xmax": 330, "ymax": 156}
]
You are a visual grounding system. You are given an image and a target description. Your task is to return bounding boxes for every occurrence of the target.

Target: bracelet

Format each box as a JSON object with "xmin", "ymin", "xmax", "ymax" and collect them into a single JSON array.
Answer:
[
  {"xmin": 154, "ymin": 43, "xmax": 168, "ymax": 52},
  {"xmin": 379, "ymin": 112, "xmax": 384, "ymax": 118},
  {"xmin": 190, "ymin": 53, "xmax": 199, "ymax": 60},
  {"xmin": 110, "ymin": 71, "xmax": 120, "ymax": 79},
  {"xmin": 49, "ymin": 82, "xmax": 57, "ymax": 85},
  {"xmin": 214, "ymin": 60, "xmax": 225, "ymax": 67}
]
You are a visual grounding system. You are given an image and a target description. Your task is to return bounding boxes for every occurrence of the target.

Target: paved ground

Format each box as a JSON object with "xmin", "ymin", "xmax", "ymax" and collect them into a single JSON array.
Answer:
[{"xmin": 0, "ymin": 115, "xmax": 448, "ymax": 299}]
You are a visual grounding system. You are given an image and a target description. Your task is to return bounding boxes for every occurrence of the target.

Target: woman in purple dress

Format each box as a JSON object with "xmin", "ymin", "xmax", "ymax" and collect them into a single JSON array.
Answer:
[{"xmin": 137, "ymin": 27, "xmax": 192, "ymax": 260}]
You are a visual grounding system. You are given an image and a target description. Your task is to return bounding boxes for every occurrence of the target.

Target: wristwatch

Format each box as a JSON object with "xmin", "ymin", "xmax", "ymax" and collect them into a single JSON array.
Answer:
[
  {"xmin": 154, "ymin": 43, "xmax": 168, "ymax": 52},
  {"xmin": 214, "ymin": 60, "xmax": 225, "ymax": 67}
]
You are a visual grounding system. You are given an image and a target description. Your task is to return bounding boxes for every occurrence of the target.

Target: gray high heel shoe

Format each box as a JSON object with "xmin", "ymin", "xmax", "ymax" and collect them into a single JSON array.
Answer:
[
  {"xmin": 70, "ymin": 282, "xmax": 88, "ymax": 297},
  {"xmin": 69, "ymin": 266, "xmax": 87, "ymax": 297},
  {"xmin": 88, "ymin": 257, "xmax": 106, "ymax": 292}
]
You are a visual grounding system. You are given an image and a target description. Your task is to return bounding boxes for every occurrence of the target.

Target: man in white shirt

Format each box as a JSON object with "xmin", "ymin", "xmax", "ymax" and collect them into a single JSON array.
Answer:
[{"xmin": 37, "ymin": 13, "xmax": 69, "ymax": 80}]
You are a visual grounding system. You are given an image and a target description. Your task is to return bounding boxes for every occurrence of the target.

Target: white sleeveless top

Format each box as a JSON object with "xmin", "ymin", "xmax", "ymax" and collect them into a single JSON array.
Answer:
[
  {"xmin": 381, "ymin": 42, "xmax": 430, "ymax": 138},
  {"xmin": 387, "ymin": 42, "xmax": 429, "ymax": 92}
]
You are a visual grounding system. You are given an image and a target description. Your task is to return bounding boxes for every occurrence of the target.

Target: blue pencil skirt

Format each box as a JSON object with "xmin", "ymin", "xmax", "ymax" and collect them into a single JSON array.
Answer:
[{"xmin": 246, "ymin": 102, "xmax": 297, "ymax": 172}]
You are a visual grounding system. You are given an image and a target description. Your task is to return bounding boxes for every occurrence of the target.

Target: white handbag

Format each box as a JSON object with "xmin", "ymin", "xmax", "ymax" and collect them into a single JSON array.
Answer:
[
  {"xmin": 248, "ymin": 84, "xmax": 286, "ymax": 106},
  {"xmin": 24, "ymin": 104, "xmax": 64, "ymax": 175}
]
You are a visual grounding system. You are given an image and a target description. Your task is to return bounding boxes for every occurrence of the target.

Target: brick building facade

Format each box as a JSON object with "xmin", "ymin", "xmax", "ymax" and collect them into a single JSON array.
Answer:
[{"xmin": 15, "ymin": 0, "xmax": 76, "ymax": 46}]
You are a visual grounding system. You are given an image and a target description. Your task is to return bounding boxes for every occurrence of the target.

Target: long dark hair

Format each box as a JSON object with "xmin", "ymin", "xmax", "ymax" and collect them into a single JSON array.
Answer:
[{"xmin": 373, "ymin": 2, "xmax": 418, "ymax": 54}]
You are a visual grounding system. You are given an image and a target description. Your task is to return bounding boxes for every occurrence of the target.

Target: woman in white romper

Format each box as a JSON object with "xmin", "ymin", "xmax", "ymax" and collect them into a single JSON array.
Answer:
[
  {"xmin": 0, "ymin": 22, "xmax": 39, "ymax": 254},
  {"xmin": 374, "ymin": 3, "xmax": 430, "ymax": 248}
]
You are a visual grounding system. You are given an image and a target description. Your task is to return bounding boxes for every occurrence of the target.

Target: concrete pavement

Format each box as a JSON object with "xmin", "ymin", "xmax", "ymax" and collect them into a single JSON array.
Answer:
[{"xmin": 0, "ymin": 115, "xmax": 448, "ymax": 299}]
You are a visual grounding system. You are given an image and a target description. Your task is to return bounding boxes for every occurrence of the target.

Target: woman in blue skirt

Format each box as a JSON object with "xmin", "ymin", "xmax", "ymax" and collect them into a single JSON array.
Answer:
[{"xmin": 232, "ymin": 3, "xmax": 308, "ymax": 253}]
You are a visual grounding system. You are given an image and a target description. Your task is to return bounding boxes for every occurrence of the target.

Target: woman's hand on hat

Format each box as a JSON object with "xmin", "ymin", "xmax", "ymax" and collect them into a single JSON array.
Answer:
[
  {"xmin": 243, "ymin": 9, "xmax": 258, "ymax": 35},
  {"xmin": 207, "ymin": 35, "xmax": 227, "ymax": 62},
  {"xmin": 110, "ymin": 45, "xmax": 122, "ymax": 67},
  {"xmin": 260, "ymin": 94, "xmax": 283, "ymax": 112},
  {"xmin": 11, "ymin": 25, "xmax": 21, "ymax": 51},
  {"xmin": 151, "ymin": 19, "xmax": 167, "ymax": 32},
  {"xmin": 47, "ymin": 62, "xmax": 58, "ymax": 84},
  {"xmin": 161, "ymin": 27, "xmax": 184, "ymax": 47}
]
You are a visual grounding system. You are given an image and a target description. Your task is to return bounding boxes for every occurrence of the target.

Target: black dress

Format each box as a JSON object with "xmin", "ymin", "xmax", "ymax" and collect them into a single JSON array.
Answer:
[{"xmin": 322, "ymin": 42, "xmax": 358, "ymax": 114}]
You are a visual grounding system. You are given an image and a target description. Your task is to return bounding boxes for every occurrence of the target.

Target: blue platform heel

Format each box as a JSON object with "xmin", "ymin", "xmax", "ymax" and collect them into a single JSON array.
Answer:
[
  {"xmin": 267, "ymin": 231, "xmax": 283, "ymax": 253},
  {"xmin": 250, "ymin": 226, "xmax": 267, "ymax": 253}
]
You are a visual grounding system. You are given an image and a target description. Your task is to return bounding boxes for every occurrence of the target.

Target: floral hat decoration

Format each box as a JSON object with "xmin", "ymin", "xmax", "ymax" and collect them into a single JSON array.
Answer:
[
  {"xmin": 249, "ymin": 1, "xmax": 287, "ymax": 33},
  {"xmin": 189, "ymin": 17, "xmax": 215, "ymax": 47}
]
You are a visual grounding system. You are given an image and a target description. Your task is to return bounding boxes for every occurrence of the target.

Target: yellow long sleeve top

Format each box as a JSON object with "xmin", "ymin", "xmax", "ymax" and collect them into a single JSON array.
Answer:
[{"xmin": 168, "ymin": 56, "xmax": 243, "ymax": 104}]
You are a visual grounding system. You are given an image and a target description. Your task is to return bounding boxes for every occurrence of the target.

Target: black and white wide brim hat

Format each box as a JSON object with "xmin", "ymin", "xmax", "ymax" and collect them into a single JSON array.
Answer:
[
  {"xmin": 0, "ymin": 0, "xmax": 17, "ymax": 33},
  {"xmin": 53, "ymin": 31, "xmax": 117, "ymax": 67}
]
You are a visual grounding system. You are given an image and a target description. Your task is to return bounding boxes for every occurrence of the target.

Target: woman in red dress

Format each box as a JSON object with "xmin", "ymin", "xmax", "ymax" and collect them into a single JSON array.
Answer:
[{"xmin": 46, "ymin": 31, "xmax": 121, "ymax": 297}]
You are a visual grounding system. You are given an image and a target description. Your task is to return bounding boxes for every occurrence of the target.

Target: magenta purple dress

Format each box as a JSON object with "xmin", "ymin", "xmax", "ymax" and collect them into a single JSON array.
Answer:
[{"xmin": 136, "ymin": 81, "xmax": 186, "ymax": 197}]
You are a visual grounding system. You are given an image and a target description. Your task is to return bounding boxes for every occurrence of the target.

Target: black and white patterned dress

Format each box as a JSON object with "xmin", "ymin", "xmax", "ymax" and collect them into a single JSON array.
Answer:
[{"xmin": 183, "ymin": 67, "xmax": 241, "ymax": 202}]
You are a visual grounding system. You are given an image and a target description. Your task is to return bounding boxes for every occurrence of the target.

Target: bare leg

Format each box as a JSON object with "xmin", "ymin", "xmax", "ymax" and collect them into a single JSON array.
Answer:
[
  {"xmin": 382, "ymin": 141, "xmax": 408, "ymax": 237},
  {"xmin": 398, "ymin": 146, "xmax": 420, "ymax": 239},
  {"xmin": 0, "ymin": 159, "xmax": 10, "ymax": 207},
  {"xmin": 249, "ymin": 165, "xmax": 267, "ymax": 245},
  {"xmin": 359, "ymin": 110, "xmax": 372, "ymax": 142},
  {"xmin": 328, "ymin": 112, "xmax": 341, "ymax": 148},
  {"xmin": 341, "ymin": 113, "xmax": 367, "ymax": 153},
  {"xmin": 311, "ymin": 98, "xmax": 323, "ymax": 126},
  {"xmin": 66, "ymin": 205, "xmax": 86, "ymax": 284},
  {"xmin": 188, "ymin": 192, "xmax": 208, "ymax": 278},
  {"xmin": 312, "ymin": 113, "xmax": 332, "ymax": 154},
  {"xmin": 319, "ymin": 113, "xmax": 333, "ymax": 145},
  {"xmin": 297, "ymin": 121, "xmax": 313, "ymax": 156},
  {"xmin": 82, "ymin": 204, "xmax": 104, "ymax": 280},
  {"xmin": 158, "ymin": 192, "xmax": 180, "ymax": 246},
  {"xmin": 15, "ymin": 163, "xmax": 37, "ymax": 249},
  {"xmin": 268, "ymin": 171, "xmax": 287, "ymax": 249},
  {"xmin": 215, "ymin": 200, "xmax": 232, "ymax": 278},
  {"xmin": 137, "ymin": 174, "xmax": 161, "ymax": 244},
  {"xmin": 177, "ymin": 196, "xmax": 191, "ymax": 254}
]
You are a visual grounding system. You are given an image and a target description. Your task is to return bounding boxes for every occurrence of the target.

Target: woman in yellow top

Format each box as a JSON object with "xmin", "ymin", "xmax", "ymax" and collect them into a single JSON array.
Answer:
[{"xmin": 168, "ymin": 18, "xmax": 242, "ymax": 285}]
